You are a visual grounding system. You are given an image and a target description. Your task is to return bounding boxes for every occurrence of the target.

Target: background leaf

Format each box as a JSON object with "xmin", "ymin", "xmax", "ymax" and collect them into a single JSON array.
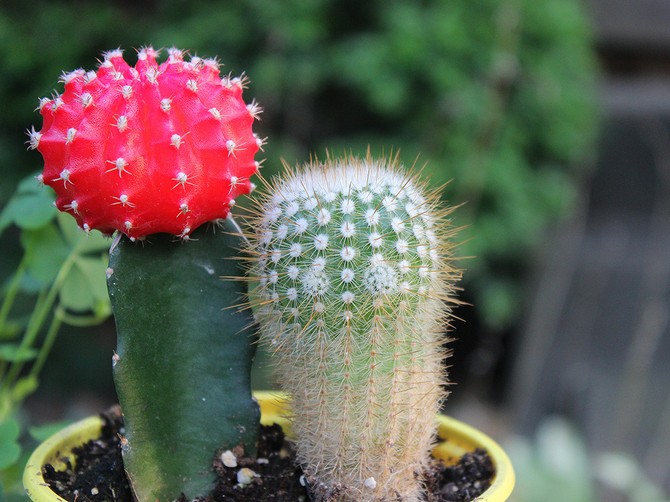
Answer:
[
  {"xmin": 10, "ymin": 377, "xmax": 38, "ymax": 403},
  {"xmin": 57, "ymin": 212, "xmax": 110, "ymax": 254},
  {"xmin": 60, "ymin": 256, "xmax": 109, "ymax": 313},
  {"xmin": 0, "ymin": 419, "xmax": 21, "ymax": 470},
  {"xmin": 0, "ymin": 176, "xmax": 55, "ymax": 235},
  {"xmin": 0, "ymin": 344, "xmax": 37, "ymax": 363},
  {"xmin": 20, "ymin": 224, "xmax": 69, "ymax": 286},
  {"xmin": 29, "ymin": 420, "xmax": 72, "ymax": 442}
]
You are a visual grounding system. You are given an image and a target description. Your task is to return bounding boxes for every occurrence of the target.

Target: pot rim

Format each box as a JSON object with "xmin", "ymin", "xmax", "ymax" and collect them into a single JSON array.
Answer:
[{"xmin": 24, "ymin": 391, "xmax": 514, "ymax": 501}]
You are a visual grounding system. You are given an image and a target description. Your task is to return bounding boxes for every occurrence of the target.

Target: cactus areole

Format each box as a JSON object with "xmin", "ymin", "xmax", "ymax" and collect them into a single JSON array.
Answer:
[
  {"xmin": 246, "ymin": 155, "xmax": 462, "ymax": 501},
  {"xmin": 30, "ymin": 48, "xmax": 262, "ymax": 501}
]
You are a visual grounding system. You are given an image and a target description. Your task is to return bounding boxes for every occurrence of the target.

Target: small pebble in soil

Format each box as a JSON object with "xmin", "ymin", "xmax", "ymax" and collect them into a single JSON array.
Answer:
[
  {"xmin": 236, "ymin": 467, "xmax": 257, "ymax": 486},
  {"xmin": 220, "ymin": 450, "xmax": 238, "ymax": 468}
]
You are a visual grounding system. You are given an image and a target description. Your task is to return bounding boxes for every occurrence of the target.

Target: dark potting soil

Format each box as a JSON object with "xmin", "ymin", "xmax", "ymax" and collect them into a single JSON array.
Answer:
[{"xmin": 42, "ymin": 406, "xmax": 494, "ymax": 501}]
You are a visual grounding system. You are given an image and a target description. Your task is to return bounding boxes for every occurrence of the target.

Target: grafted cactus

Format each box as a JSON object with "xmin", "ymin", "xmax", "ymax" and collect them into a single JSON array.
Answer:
[
  {"xmin": 246, "ymin": 154, "xmax": 462, "ymax": 501},
  {"xmin": 31, "ymin": 47, "xmax": 262, "ymax": 501}
]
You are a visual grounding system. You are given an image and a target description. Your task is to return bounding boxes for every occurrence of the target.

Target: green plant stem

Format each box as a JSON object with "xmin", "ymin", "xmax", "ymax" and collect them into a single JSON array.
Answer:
[
  {"xmin": 27, "ymin": 305, "xmax": 64, "ymax": 382},
  {"xmin": 0, "ymin": 261, "xmax": 27, "ymax": 379},
  {"xmin": 0, "ymin": 260, "xmax": 26, "ymax": 337},
  {"xmin": 1, "ymin": 287, "xmax": 46, "ymax": 388},
  {"xmin": 4, "ymin": 240, "xmax": 82, "ymax": 386}
]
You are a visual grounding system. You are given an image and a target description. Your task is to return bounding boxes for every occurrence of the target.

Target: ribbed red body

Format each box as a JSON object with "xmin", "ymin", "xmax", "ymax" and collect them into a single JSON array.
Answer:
[{"xmin": 32, "ymin": 48, "xmax": 261, "ymax": 239}]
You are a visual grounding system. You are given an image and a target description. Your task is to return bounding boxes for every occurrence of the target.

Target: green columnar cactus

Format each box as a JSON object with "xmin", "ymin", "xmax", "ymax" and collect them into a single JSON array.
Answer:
[
  {"xmin": 107, "ymin": 221, "xmax": 259, "ymax": 501},
  {"xmin": 247, "ymin": 155, "xmax": 462, "ymax": 501}
]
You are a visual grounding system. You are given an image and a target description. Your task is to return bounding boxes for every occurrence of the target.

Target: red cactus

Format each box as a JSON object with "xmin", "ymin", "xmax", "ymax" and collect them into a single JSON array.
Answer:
[{"xmin": 29, "ymin": 47, "xmax": 263, "ymax": 240}]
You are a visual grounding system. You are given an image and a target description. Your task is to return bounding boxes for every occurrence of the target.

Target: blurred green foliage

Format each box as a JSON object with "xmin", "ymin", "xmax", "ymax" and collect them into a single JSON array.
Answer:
[
  {"xmin": 0, "ymin": 0, "xmax": 598, "ymax": 330},
  {"xmin": 506, "ymin": 416, "xmax": 670, "ymax": 502},
  {"xmin": 0, "ymin": 175, "xmax": 110, "ymax": 496}
]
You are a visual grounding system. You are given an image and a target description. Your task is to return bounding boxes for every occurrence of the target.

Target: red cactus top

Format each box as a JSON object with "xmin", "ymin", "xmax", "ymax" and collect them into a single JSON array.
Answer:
[{"xmin": 29, "ymin": 47, "xmax": 263, "ymax": 240}]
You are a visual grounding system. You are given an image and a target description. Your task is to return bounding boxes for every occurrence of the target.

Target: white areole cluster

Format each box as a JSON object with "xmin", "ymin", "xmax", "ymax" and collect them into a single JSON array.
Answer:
[{"xmin": 252, "ymin": 157, "xmax": 442, "ymax": 345}]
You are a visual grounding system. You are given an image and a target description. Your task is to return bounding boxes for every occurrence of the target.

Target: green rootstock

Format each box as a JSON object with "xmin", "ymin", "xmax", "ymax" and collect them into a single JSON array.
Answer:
[{"xmin": 107, "ymin": 219, "xmax": 259, "ymax": 502}]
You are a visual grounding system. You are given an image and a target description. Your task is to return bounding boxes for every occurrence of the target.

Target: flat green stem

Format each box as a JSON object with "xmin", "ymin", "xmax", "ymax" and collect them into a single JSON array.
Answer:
[{"xmin": 107, "ymin": 219, "xmax": 259, "ymax": 502}]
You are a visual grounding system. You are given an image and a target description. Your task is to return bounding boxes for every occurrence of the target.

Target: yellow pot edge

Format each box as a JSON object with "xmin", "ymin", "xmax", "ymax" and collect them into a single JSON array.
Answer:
[
  {"xmin": 23, "ymin": 416, "xmax": 103, "ymax": 502},
  {"xmin": 24, "ymin": 392, "xmax": 514, "ymax": 502},
  {"xmin": 435, "ymin": 414, "xmax": 515, "ymax": 502}
]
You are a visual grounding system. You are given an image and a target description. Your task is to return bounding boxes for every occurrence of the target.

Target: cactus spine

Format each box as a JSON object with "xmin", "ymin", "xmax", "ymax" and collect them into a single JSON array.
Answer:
[{"xmin": 246, "ymin": 155, "xmax": 461, "ymax": 501}]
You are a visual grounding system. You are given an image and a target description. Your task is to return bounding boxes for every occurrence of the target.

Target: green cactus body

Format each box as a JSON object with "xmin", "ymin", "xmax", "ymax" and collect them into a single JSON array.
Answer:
[
  {"xmin": 248, "ymin": 156, "xmax": 461, "ymax": 501},
  {"xmin": 107, "ymin": 219, "xmax": 260, "ymax": 502}
]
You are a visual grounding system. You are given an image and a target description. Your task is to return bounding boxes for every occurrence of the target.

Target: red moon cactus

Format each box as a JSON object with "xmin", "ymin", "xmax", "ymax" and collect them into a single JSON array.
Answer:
[{"xmin": 29, "ymin": 47, "xmax": 263, "ymax": 240}]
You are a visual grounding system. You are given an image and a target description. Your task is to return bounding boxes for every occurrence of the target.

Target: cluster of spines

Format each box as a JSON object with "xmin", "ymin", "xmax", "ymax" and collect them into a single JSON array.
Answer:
[
  {"xmin": 244, "ymin": 154, "xmax": 461, "ymax": 501},
  {"xmin": 29, "ymin": 47, "xmax": 264, "ymax": 240}
]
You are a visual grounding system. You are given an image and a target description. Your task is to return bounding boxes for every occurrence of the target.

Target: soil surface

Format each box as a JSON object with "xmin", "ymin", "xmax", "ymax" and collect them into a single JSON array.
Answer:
[{"xmin": 43, "ymin": 407, "xmax": 494, "ymax": 501}]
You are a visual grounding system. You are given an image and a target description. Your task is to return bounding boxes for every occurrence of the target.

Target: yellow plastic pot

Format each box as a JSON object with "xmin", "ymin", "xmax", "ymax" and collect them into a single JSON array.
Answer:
[{"xmin": 24, "ymin": 392, "xmax": 514, "ymax": 501}]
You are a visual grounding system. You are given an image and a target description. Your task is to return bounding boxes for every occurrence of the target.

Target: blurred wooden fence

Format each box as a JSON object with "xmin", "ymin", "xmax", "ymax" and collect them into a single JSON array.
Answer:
[{"xmin": 510, "ymin": 0, "xmax": 670, "ymax": 498}]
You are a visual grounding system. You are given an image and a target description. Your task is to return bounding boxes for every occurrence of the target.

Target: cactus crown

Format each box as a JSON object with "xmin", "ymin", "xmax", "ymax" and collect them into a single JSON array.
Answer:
[
  {"xmin": 244, "ymin": 153, "xmax": 462, "ymax": 501},
  {"xmin": 31, "ymin": 47, "xmax": 262, "ymax": 240}
]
